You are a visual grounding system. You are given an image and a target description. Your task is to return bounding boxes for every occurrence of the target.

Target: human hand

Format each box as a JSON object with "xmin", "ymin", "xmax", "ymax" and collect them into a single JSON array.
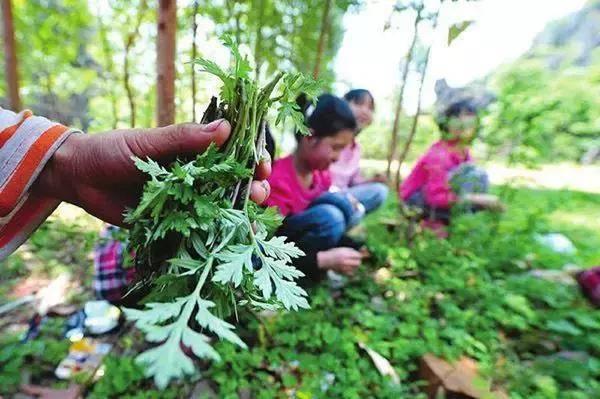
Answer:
[
  {"xmin": 463, "ymin": 193, "xmax": 505, "ymax": 212},
  {"xmin": 346, "ymin": 193, "xmax": 363, "ymax": 212},
  {"xmin": 20, "ymin": 384, "xmax": 81, "ymax": 399},
  {"xmin": 34, "ymin": 119, "xmax": 271, "ymax": 226},
  {"xmin": 317, "ymin": 247, "xmax": 363, "ymax": 275},
  {"xmin": 369, "ymin": 173, "xmax": 387, "ymax": 184}
]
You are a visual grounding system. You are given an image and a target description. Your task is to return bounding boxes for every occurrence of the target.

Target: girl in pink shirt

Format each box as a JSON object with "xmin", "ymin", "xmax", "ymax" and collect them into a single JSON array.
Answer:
[
  {"xmin": 330, "ymin": 89, "xmax": 388, "ymax": 225},
  {"xmin": 401, "ymin": 100, "xmax": 502, "ymax": 225},
  {"xmin": 266, "ymin": 94, "xmax": 365, "ymax": 280}
]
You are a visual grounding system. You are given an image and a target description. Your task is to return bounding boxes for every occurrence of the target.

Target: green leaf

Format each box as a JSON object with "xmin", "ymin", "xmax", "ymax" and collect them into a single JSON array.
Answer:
[
  {"xmin": 212, "ymin": 244, "xmax": 254, "ymax": 287},
  {"xmin": 546, "ymin": 319, "xmax": 583, "ymax": 336},
  {"xmin": 195, "ymin": 298, "xmax": 247, "ymax": 348},
  {"xmin": 257, "ymin": 235, "xmax": 305, "ymax": 263},
  {"xmin": 135, "ymin": 337, "xmax": 196, "ymax": 389},
  {"xmin": 133, "ymin": 157, "xmax": 170, "ymax": 178},
  {"xmin": 448, "ymin": 21, "xmax": 473, "ymax": 45},
  {"xmin": 181, "ymin": 328, "xmax": 220, "ymax": 361}
]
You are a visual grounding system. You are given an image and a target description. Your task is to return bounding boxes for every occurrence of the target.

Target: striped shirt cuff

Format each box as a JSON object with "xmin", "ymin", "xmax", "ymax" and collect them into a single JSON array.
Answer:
[{"xmin": 0, "ymin": 107, "xmax": 81, "ymax": 260}]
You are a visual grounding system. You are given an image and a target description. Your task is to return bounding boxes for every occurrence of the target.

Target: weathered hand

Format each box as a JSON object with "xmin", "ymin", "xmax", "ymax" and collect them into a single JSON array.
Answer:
[{"xmin": 34, "ymin": 119, "xmax": 271, "ymax": 226}]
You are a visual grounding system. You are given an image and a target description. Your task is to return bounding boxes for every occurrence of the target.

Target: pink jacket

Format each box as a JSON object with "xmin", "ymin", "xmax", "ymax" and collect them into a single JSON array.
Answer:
[
  {"xmin": 330, "ymin": 141, "xmax": 365, "ymax": 189},
  {"xmin": 400, "ymin": 140, "xmax": 471, "ymax": 209},
  {"xmin": 265, "ymin": 155, "xmax": 331, "ymax": 216}
]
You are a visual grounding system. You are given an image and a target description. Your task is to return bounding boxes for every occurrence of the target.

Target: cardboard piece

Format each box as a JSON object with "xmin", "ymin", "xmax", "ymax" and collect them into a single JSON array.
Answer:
[{"xmin": 419, "ymin": 354, "xmax": 508, "ymax": 399}]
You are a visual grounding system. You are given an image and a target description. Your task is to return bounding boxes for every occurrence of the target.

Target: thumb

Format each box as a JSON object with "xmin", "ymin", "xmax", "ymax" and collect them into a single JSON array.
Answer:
[{"xmin": 126, "ymin": 119, "xmax": 231, "ymax": 162}]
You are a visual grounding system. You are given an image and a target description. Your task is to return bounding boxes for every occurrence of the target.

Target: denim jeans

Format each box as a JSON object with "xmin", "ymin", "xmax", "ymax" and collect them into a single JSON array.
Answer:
[
  {"xmin": 278, "ymin": 183, "xmax": 388, "ymax": 253},
  {"xmin": 278, "ymin": 203, "xmax": 348, "ymax": 253},
  {"xmin": 406, "ymin": 163, "xmax": 489, "ymax": 222},
  {"xmin": 346, "ymin": 182, "xmax": 388, "ymax": 226}
]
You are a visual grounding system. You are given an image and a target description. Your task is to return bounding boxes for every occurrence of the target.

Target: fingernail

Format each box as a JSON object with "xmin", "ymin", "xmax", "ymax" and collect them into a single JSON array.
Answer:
[
  {"xmin": 202, "ymin": 119, "xmax": 224, "ymax": 132},
  {"xmin": 261, "ymin": 180, "xmax": 270, "ymax": 193}
]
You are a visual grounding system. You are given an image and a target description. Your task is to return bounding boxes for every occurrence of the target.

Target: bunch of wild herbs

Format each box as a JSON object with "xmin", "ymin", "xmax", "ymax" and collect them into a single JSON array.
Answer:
[{"xmin": 122, "ymin": 37, "xmax": 319, "ymax": 388}]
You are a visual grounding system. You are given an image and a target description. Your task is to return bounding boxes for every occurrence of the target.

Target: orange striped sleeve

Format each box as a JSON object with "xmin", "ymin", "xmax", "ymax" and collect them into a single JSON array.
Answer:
[
  {"xmin": 0, "ymin": 110, "xmax": 32, "ymax": 146},
  {"xmin": 0, "ymin": 107, "xmax": 81, "ymax": 260}
]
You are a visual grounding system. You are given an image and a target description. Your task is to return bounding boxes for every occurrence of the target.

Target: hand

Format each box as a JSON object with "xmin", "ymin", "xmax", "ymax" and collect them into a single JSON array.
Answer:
[
  {"xmin": 369, "ymin": 173, "xmax": 387, "ymax": 184},
  {"xmin": 317, "ymin": 247, "xmax": 363, "ymax": 275},
  {"xmin": 346, "ymin": 193, "xmax": 362, "ymax": 212},
  {"xmin": 463, "ymin": 193, "xmax": 505, "ymax": 212},
  {"xmin": 20, "ymin": 384, "xmax": 81, "ymax": 399},
  {"xmin": 33, "ymin": 119, "xmax": 271, "ymax": 226}
]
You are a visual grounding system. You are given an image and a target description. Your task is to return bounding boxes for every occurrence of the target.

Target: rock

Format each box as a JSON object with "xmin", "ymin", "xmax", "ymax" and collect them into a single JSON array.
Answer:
[
  {"xmin": 189, "ymin": 380, "xmax": 217, "ymax": 399},
  {"xmin": 535, "ymin": 233, "xmax": 576, "ymax": 254},
  {"xmin": 373, "ymin": 268, "xmax": 392, "ymax": 284}
]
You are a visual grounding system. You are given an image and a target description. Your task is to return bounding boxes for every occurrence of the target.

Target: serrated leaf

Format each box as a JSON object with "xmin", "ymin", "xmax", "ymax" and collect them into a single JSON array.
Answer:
[
  {"xmin": 254, "ymin": 266, "xmax": 273, "ymax": 299},
  {"xmin": 274, "ymin": 279, "xmax": 310, "ymax": 310},
  {"xmin": 213, "ymin": 245, "xmax": 254, "ymax": 287},
  {"xmin": 257, "ymin": 235, "xmax": 305, "ymax": 263},
  {"xmin": 195, "ymin": 298, "xmax": 247, "ymax": 348},
  {"xmin": 253, "ymin": 257, "xmax": 308, "ymax": 310},
  {"xmin": 135, "ymin": 336, "xmax": 196, "ymax": 389},
  {"xmin": 181, "ymin": 328, "xmax": 221, "ymax": 361},
  {"xmin": 123, "ymin": 297, "xmax": 187, "ymax": 326},
  {"xmin": 133, "ymin": 157, "xmax": 170, "ymax": 178}
]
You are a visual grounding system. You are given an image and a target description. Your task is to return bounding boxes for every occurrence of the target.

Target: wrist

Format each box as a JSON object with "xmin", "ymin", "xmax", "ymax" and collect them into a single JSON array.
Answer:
[
  {"xmin": 316, "ymin": 251, "xmax": 330, "ymax": 270},
  {"xmin": 34, "ymin": 133, "xmax": 82, "ymax": 201}
]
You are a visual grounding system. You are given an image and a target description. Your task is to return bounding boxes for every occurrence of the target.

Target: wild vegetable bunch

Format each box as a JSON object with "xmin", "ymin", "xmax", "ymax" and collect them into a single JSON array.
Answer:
[{"xmin": 122, "ymin": 37, "xmax": 319, "ymax": 388}]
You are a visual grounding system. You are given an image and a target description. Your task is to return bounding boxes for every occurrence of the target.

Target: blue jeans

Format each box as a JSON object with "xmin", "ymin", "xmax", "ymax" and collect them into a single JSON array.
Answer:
[
  {"xmin": 278, "ymin": 184, "xmax": 388, "ymax": 253},
  {"xmin": 279, "ymin": 203, "xmax": 348, "ymax": 253},
  {"xmin": 407, "ymin": 163, "xmax": 489, "ymax": 222},
  {"xmin": 346, "ymin": 182, "xmax": 388, "ymax": 226}
]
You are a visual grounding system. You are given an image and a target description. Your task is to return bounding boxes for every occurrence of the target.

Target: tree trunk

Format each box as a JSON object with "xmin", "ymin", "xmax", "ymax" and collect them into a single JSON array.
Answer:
[
  {"xmin": 225, "ymin": 0, "xmax": 242, "ymax": 44},
  {"xmin": 385, "ymin": 7, "xmax": 422, "ymax": 179},
  {"xmin": 124, "ymin": 0, "xmax": 149, "ymax": 128},
  {"xmin": 253, "ymin": 0, "xmax": 265, "ymax": 79},
  {"xmin": 1, "ymin": 0, "xmax": 21, "ymax": 110},
  {"xmin": 157, "ymin": 0, "xmax": 176, "ymax": 127},
  {"xmin": 313, "ymin": 0, "xmax": 332, "ymax": 79},
  {"xmin": 97, "ymin": 6, "xmax": 119, "ymax": 129},
  {"xmin": 395, "ymin": 11, "xmax": 439, "ymax": 191},
  {"xmin": 191, "ymin": 0, "xmax": 199, "ymax": 122}
]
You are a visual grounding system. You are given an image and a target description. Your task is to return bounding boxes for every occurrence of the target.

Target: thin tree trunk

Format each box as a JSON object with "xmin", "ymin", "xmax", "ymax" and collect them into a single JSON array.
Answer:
[
  {"xmin": 97, "ymin": 6, "xmax": 119, "ymax": 129},
  {"xmin": 395, "ymin": 11, "xmax": 439, "ymax": 191},
  {"xmin": 253, "ymin": 0, "xmax": 265, "ymax": 79},
  {"xmin": 124, "ymin": 0, "xmax": 149, "ymax": 128},
  {"xmin": 191, "ymin": 0, "xmax": 199, "ymax": 122},
  {"xmin": 385, "ymin": 7, "xmax": 422, "ymax": 179},
  {"xmin": 225, "ymin": 0, "xmax": 241, "ymax": 44},
  {"xmin": 157, "ymin": 0, "xmax": 177, "ymax": 127},
  {"xmin": 394, "ymin": 53, "xmax": 429, "ymax": 190},
  {"xmin": 313, "ymin": 0, "xmax": 332, "ymax": 79},
  {"xmin": 1, "ymin": 0, "xmax": 21, "ymax": 110}
]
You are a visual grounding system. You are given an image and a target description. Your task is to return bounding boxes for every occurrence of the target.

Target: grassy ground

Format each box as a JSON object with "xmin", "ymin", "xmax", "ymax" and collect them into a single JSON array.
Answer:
[{"xmin": 0, "ymin": 185, "xmax": 599, "ymax": 398}]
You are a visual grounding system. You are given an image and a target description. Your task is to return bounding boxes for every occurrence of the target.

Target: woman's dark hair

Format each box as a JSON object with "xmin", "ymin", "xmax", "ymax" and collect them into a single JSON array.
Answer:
[
  {"xmin": 437, "ymin": 99, "xmax": 478, "ymax": 132},
  {"xmin": 295, "ymin": 93, "xmax": 357, "ymax": 141},
  {"xmin": 344, "ymin": 89, "xmax": 375, "ymax": 110}
]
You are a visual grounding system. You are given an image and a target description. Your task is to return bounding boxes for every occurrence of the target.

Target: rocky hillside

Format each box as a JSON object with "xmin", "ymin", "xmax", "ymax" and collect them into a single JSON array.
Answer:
[{"xmin": 528, "ymin": 0, "xmax": 600, "ymax": 68}]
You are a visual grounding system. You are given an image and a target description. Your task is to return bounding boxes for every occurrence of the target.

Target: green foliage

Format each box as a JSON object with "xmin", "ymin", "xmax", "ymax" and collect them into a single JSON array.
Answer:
[
  {"xmin": 88, "ymin": 356, "xmax": 183, "ymax": 399},
  {"xmin": 483, "ymin": 54, "xmax": 600, "ymax": 163},
  {"xmin": 124, "ymin": 38, "xmax": 314, "ymax": 388},
  {"xmin": 199, "ymin": 0, "xmax": 358, "ymax": 87},
  {"xmin": 0, "ymin": 319, "xmax": 69, "ymax": 395},
  {"xmin": 201, "ymin": 188, "xmax": 600, "ymax": 398}
]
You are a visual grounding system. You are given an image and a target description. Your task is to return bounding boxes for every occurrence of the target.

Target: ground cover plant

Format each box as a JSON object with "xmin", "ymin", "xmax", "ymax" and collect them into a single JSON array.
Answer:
[{"xmin": 1, "ymin": 187, "xmax": 599, "ymax": 397}]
